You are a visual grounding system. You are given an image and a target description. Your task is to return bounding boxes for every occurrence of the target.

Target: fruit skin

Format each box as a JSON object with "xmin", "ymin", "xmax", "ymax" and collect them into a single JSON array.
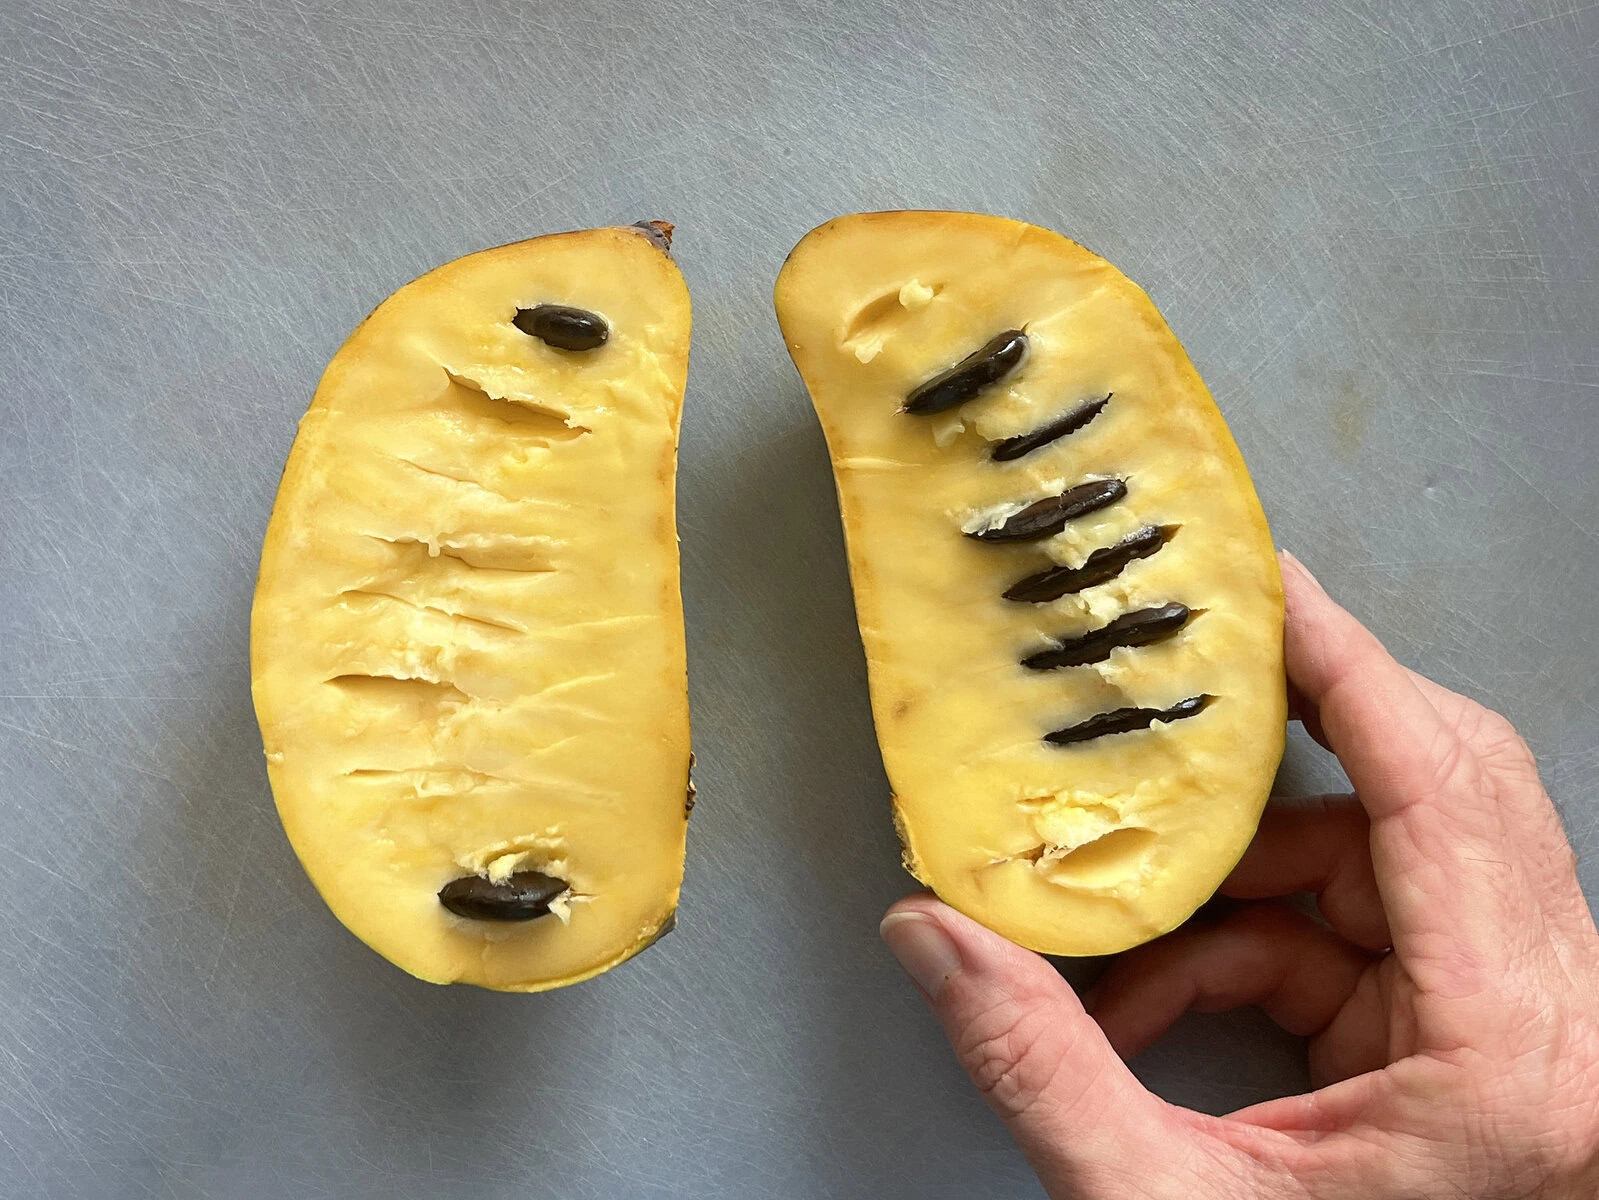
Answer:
[
  {"xmin": 775, "ymin": 211, "xmax": 1285, "ymax": 957},
  {"xmin": 252, "ymin": 225, "xmax": 691, "ymax": 991}
]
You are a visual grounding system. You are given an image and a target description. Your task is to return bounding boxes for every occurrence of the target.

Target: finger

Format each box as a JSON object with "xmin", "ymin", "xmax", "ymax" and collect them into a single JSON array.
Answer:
[
  {"xmin": 1404, "ymin": 669, "xmax": 1586, "ymax": 943},
  {"xmin": 1281, "ymin": 557, "xmax": 1503, "ymax": 766},
  {"xmin": 1402, "ymin": 667, "xmax": 1551, "ymax": 820},
  {"xmin": 1279, "ymin": 552, "xmax": 1455, "ymax": 814},
  {"xmin": 1401, "ymin": 665, "xmax": 1465, "ymax": 714},
  {"xmin": 1285, "ymin": 563, "xmax": 1584, "ymax": 955},
  {"xmin": 1398, "ymin": 661, "xmax": 1525, "ymax": 755},
  {"xmin": 880, "ymin": 895, "xmax": 1257, "ymax": 1194},
  {"xmin": 1089, "ymin": 904, "xmax": 1373, "ymax": 1062},
  {"xmin": 1279, "ymin": 551, "xmax": 1519, "ymax": 980},
  {"xmin": 1222, "ymin": 798, "xmax": 1391, "ymax": 950},
  {"xmin": 1307, "ymin": 960, "xmax": 1393, "ymax": 1086},
  {"xmin": 1286, "ymin": 681, "xmax": 1330, "ymax": 750},
  {"xmin": 1288, "ymin": 593, "xmax": 1545, "ymax": 861},
  {"xmin": 1291, "ymin": 621, "xmax": 1503, "ymax": 774},
  {"xmin": 1230, "ymin": 1070, "xmax": 1384, "ymax": 1134}
]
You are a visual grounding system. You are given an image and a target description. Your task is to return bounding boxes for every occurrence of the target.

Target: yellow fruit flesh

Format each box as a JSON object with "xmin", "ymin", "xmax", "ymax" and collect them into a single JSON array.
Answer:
[
  {"xmin": 251, "ymin": 226, "xmax": 691, "ymax": 990},
  {"xmin": 775, "ymin": 212, "xmax": 1285, "ymax": 956}
]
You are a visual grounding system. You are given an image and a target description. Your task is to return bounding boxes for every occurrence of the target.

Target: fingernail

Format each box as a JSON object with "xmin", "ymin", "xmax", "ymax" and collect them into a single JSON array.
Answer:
[
  {"xmin": 1279, "ymin": 550, "xmax": 1327, "ymax": 596},
  {"xmin": 880, "ymin": 912, "xmax": 962, "ymax": 998}
]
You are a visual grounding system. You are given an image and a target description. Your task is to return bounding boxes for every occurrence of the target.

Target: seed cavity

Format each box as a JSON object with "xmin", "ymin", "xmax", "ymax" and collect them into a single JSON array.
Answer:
[
  {"xmin": 966, "ymin": 479, "xmax": 1127, "ymax": 543},
  {"xmin": 1003, "ymin": 524, "xmax": 1174, "ymax": 603},
  {"xmin": 514, "ymin": 304, "xmax": 609, "ymax": 352},
  {"xmin": 1045, "ymin": 695, "xmax": 1212, "ymax": 746},
  {"xmin": 991, "ymin": 394, "xmax": 1111, "ymax": 462},
  {"xmin": 1022, "ymin": 603, "xmax": 1192, "ymax": 670},
  {"xmin": 327, "ymin": 673, "xmax": 471, "ymax": 706},
  {"xmin": 1037, "ymin": 826, "xmax": 1158, "ymax": 888},
  {"xmin": 438, "ymin": 870, "xmax": 568, "ymax": 921},
  {"xmin": 902, "ymin": 329, "xmax": 1028, "ymax": 415},
  {"xmin": 441, "ymin": 369, "xmax": 588, "ymax": 440}
]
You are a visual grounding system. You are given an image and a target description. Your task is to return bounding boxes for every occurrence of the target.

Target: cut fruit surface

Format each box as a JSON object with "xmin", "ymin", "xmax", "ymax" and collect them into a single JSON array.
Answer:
[
  {"xmin": 251, "ymin": 223, "xmax": 692, "ymax": 990},
  {"xmin": 775, "ymin": 211, "xmax": 1285, "ymax": 956}
]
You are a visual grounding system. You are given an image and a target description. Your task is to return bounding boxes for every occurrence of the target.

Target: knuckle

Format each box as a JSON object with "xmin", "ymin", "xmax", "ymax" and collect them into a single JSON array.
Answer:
[
  {"xmin": 1424, "ymin": 725, "xmax": 1477, "ymax": 794},
  {"xmin": 1458, "ymin": 703, "xmax": 1536, "ymax": 770},
  {"xmin": 953, "ymin": 997, "xmax": 1062, "ymax": 1119},
  {"xmin": 1228, "ymin": 900, "xmax": 1303, "ymax": 935},
  {"xmin": 1470, "ymin": 700, "xmax": 1518, "ymax": 738}
]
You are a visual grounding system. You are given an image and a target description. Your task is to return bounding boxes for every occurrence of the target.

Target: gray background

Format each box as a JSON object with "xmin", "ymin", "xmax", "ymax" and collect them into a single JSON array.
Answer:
[{"xmin": 2, "ymin": 0, "xmax": 1595, "ymax": 1196}]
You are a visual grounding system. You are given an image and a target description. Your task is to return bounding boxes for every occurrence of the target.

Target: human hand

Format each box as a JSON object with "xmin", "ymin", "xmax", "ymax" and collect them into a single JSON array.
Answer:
[{"xmin": 880, "ymin": 552, "xmax": 1599, "ymax": 1199}]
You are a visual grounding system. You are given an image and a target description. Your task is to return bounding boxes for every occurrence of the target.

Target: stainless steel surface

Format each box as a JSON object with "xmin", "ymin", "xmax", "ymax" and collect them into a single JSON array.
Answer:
[{"xmin": 3, "ymin": 0, "xmax": 1595, "ymax": 1195}]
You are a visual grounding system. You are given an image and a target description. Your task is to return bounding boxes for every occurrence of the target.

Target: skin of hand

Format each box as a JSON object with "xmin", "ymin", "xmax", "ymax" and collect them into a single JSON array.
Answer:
[{"xmin": 880, "ymin": 552, "xmax": 1599, "ymax": 1199}]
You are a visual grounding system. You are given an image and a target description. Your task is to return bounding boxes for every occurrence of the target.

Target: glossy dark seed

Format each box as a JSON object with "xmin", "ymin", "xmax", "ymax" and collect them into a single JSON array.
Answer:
[
  {"xmin": 438, "ymin": 870, "xmax": 567, "ymax": 921},
  {"xmin": 902, "ymin": 329, "xmax": 1028, "ymax": 415},
  {"xmin": 1022, "ymin": 603, "xmax": 1191, "ymax": 670},
  {"xmin": 1003, "ymin": 525, "xmax": 1173, "ymax": 603},
  {"xmin": 513, "ymin": 304, "xmax": 610, "ymax": 351},
  {"xmin": 991, "ymin": 394, "xmax": 1111, "ymax": 462},
  {"xmin": 632, "ymin": 220, "xmax": 675, "ymax": 252},
  {"xmin": 1045, "ymin": 695, "xmax": 1212, "ymax": 746},
  {"xmin": 967, "ymin": 479, "xmax": 1127, "ymax": 543}
]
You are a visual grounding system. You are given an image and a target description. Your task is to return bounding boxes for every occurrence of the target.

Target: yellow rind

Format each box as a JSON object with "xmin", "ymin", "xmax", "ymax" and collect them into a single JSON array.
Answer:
[
  {"xmin": 776, "ymin": 211, "xmax": 1284, "ymax": 956},
  {"xmin": 252, "ymin": 226, "xmax": 692, "ymax": 989}
]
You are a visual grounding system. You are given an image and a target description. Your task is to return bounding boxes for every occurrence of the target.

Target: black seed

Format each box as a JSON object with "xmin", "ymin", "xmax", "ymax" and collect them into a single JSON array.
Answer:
[
  {"xmin": 513, "ymin": 304, "xmax": 610, "ymax": 351},
  {"xmin": 632, "ymin": 220, "xmax": 674, "ymax": 252},
  {"xmin": 991, "ymin": 394, "xmax": 1111, "ymax": 461},
  {"xmin": 967, "ymin": 479, "xmax": 1127, "ymax": 543},
  {"xmin": 1003, "ymin": 525, "xmax": 1173, "ymax": 603},
  {"xmin": 1045, "ymin": 695, "xmax": 1212, "ymax": 746},
  {"xmin": 1022, "ymin": 603, "xmax": 1191, "ymax": 670},
  {"xmin": 902, "ymin": 329, "xmax": 1028, "ymax": 415},
  {"xmin": 438, "ymin": 870, "xmax": 567, "ymax": 921}
]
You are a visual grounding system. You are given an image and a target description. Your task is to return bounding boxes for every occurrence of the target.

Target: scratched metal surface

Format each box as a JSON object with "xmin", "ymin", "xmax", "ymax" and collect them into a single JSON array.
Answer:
[{"xmin": 2, "ymin": 0, "xmax": 1596, "ymax": 1196}]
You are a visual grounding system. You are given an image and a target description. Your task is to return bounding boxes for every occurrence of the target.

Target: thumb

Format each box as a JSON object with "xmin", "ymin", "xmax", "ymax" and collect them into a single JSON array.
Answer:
[{"xmin": 881, "ymin": 895, "xmax": 1202, "ymax": 1195}]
